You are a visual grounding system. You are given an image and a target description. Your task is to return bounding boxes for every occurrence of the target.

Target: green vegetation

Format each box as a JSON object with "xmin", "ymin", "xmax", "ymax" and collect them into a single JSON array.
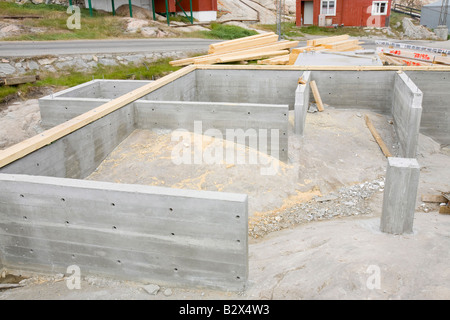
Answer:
[
  {"xmin": 389, "ymin": 11, "xmax": 408, "ymax": 32},
  {"xmin": 198, "ymin": 23, "xmax": 258, "ymax": 40},
  {"xmin": 0, "ymin": 1, "xmax": 137, "ymax": 41},
  {"xmin": 258, "ymin": 22, "xmax": 369, "ymax": 38},
  {"xmin": 0, "ymin": 59, "xmax": 180, "ymax": 104}
]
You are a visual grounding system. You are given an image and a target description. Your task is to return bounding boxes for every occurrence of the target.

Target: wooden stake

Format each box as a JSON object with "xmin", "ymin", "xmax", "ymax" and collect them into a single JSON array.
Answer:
[
  {"xmin": 310, "ymin": 80, "xmax": 324, "ymax": 112},
  {"xmin": 364, "ymin": 115, "xmax": 392, "ymax": 158}
]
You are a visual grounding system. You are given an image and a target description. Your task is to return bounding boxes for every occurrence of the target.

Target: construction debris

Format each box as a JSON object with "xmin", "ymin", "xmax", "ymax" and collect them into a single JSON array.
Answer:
[
  {"xmin": 288, "ymin": 35, "xmax": 364, "ymax": 65},
  {"xmin": 378, "ymin": 46, "xmax": 450, "ymax": 67},
  {"xmin": 170, "ymin": 32, "xmax": 299, "ymax": 66}
]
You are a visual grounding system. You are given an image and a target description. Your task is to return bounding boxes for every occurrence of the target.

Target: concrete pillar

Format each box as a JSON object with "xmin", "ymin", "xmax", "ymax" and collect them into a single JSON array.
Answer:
[
  {"xmin": 294, "ymin": 71, "xmax": 311, "ymax": 135},
  {"xmin": 381, "ymin": 157, "xmax": 420, "ymax": 235}
]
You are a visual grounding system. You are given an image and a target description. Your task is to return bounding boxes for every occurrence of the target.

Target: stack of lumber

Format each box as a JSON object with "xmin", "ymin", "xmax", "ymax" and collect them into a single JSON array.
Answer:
[
  {"xmin": 287, "ymin": 35, "xmax": 364, "ymax": 65},
  {"xmin": 378, "ymin": 47, "xmax": 450, "ymax": 66},
  {"xmin": 170, "ymin": 32, "xmax": 299, "ymax": 67}
]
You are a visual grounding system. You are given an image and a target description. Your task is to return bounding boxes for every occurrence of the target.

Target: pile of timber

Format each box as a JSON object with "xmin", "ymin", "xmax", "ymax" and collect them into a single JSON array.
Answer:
[
  {"xmin": 169, "ymin": 32, "xmax": 299, "ymax": 67},
  {"xmin": 287, "ymin": 35, "xmax": 363, "ymax": 65},
  {"xmin": 378, "ymin": 47, "xmax": 450, "ymax": 66}
]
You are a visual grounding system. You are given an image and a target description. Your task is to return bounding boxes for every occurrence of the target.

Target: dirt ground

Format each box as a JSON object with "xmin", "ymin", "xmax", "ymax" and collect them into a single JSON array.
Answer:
[{"xmin": 0, "ymin": 99, "xmax": 449, "ymax": 300}]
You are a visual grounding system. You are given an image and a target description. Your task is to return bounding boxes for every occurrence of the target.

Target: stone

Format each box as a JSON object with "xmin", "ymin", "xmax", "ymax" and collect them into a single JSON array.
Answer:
[
  {"xmin": 98, "ymin": 58, "xmax": 117, "ymax": 66},
  {"xmin": 27, "ymin": 60, "xmax": 39, "ymax": 70},
  {"xmin": 163, "ymin": 288, "xmax": 173, "ymax": 296},
  {"xmin": 0, "ymin": 63, "xmax": 16, "ymax": 76},
  {"xmin": 0, "ymin": 25, "xmax": 21, "ymax": 34},
  {"xmin": 122, "ymin": 54, "xmax": 145, "ymax": 64},
  {"xmin": 126, "ymin": 18, "xmax": 149, "ymax": 33},
  {"xmin": 141, "ymin": 26, "xmax": 158, "ymax": 37},
  {"xmin": 143, "ymin": 284, "xmax": 160, "ymax": 295},
  {"xmin": 38, "ymin": 58, "xmax": 57, "ymax": 65}
]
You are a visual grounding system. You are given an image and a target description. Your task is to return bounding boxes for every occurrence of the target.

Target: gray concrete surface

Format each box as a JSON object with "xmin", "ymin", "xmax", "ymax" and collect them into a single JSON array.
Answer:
[
  {"xmin": 39, "ymin": 80, "xmax": 151, "ymax": 128},
  {"xmin": 405, "ymin": 71, "xmax": 450, "ymax": 145},
  {"xmin": 381, "ymin": 158, "xmax": 420, "ymax": 235},
  {"xmin": 294, "ymin": 71, "xmax": 311, "ymax": 135},
  {"xmin": 0, "ymin": 174, "xmax": 248, "ymax": 291},
  {"xmin": 391, "ymin": 72, "xmax": 423, "ymax": 158},
  {"xmin": 310, "ymin": 71, "xmax": 395, "ymax": 113},
  {"xmin": 0, "ymin": 105, "xmax": 135, "ymax": 179},
  {"xmin": 195, "ymin": 69, "xmax": 304, "ymax": 110},
  {"xmin": 135, "ymin": 100, "xmax": 289, "ymax": 161}
]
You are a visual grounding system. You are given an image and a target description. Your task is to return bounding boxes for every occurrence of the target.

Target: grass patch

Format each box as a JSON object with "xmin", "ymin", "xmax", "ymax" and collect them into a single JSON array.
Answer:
[
  {"xmin": 0, "ymin": 59, "xmax": 180, "ymax": 104},
  {"xmin": 199, "ymin": 23, "xmax": 258, "ymax": 40},
  {"xmin": 0, "ymin": 1, "xmax": 135, "ymax": 41}
]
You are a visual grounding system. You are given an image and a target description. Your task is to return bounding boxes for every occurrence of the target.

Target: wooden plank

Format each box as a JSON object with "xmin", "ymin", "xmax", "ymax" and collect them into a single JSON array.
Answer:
[
  {"xmin": 257, "ymin": 55, "xmax": 290, "ymax": 65},
  {"xmin": 216, "ymin": 50, "xmax": 289, "ymax": 64},
  {"xmin": 382, "ymin": 48, "xmax": 450, "ymax": 65},
  {"xmin": 421, "ymin": 194, "xmax": 447, "ymax": 203},
  {"xmin": 209, "ymin": 34, "xmax": 279, "ymax": 54},
  {"xmin": 364, "ymin": 115, "xmax": 392, "ymax": 158},
  {"xmin": 310, "ymin": 35, "xmax": 350, "ymax": 47},
  {"xmin": 194, "ymin": 41, "xmax": 299, "ymax": 65},
  {"xmin": 0, "ymin": 65, "xmax": 196, "ymax": 169},
  {"xmin": 309, "ymin": 80, "xmax": 324, "ymax": 112},
  {"xmin": 439, "ymin": 204, "xmax": 450, "ymax": 214},
  {"xmin": 3, "ymin": 75, "xmax": 37, "ymax": 86},
  {"xmin": 324, "ymin": 40, "xmax": 359, "ymax": 50},
  {"xmin": 209, "ymin": 32, "xmax": 276, "ymax": 50},
  {"xmin": 193, "ymin": 64, "xmax": 450, "ymax": 71}
]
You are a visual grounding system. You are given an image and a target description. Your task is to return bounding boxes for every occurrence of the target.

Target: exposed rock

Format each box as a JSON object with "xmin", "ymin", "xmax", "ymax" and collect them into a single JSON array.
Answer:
[
  {"xmin": 116, "ymin": 4, "xmax": 153, "ymax": 20},
  {"xmin": 143, "ymin": 284, "xmax": 160, "ymax": 295},
  {"xmin": 125, "ymin": 18, "xmax": 149, "ymax": 33},
  {"xmin": 402, "ymin": 17, "xmax": 438, "ymax": 40},
  {"xmin": 98, "ymin": 58, "xmax": 117, "ymax": 66},
  {"xmin": 0, "ymin": 63, "xmax": 16, "ymax": 76},
  {"xmin": 140, "ymin": 26, "xmax": 158, "ymax": 37}
]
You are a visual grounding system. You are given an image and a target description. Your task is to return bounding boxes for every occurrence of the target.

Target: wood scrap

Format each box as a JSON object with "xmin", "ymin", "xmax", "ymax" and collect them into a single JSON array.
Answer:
[
  {"xmin": 421, "ymin": 194, "xmax": 447, "ymax": 203},
  {"xmin": 297, "ymin": 76, "xmax": 307, "ymax": 85},
  {"xmin": 310, "ymin": 80, "xmax": 324, "ymax": 112},
  {"xmin": 1, "ymin": 75, "xmax": 38, "ymax": 86},
  {"xmin": 307, "ymin": 35, "xmax": 350, "ymax": 47},
  {"xmin": 217, "ymin": 50, "xmax": 289, "ymax": 64},
  {"xmin": 209, "ymin": 34, "xmax": 279, "ymax": 54},
  {"xmin": 440, "ymin": 204, "xmax": 450, "ymax": 214},
  {"xmin": 364, "ymin": 115, "xmax": 392, "ymax": 158}
]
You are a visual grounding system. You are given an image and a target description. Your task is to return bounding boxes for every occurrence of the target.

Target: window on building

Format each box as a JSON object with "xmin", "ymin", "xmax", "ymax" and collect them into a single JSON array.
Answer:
[
  {"xmin": 372, "ymin": 1, "xmax": 388, "ymax": 15},
  {"xmin": 320, "ymin": 0, "xmax": 336, "ymax": 16}
]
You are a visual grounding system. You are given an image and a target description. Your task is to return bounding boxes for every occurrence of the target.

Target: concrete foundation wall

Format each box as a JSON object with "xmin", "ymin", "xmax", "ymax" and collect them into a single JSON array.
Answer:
[
  {"xmin": 40, "ymin": 80, "xmax": 152, "ymax": 128},
  {"xmin": 392, "ymin": 72, "xmax": 423, "ymax": 158},
  {"xmin": 405, "ymin": 71, "xmax": 450, "ymax": 145},
  {"xmin": 143, "ymin": 72, "xmax": 196, "ymax": 102},
  {"xmin": 294, "ymin": 71, "xmax": 312, "ymax": 135},
  {"xmin": 0, "ymin": 105, "xmax": 135, "ymax": 179},
  {"xmin": 0, "ymin": 174, "xmax": 248, "ymax": 290},
  {"xmin": 310, "ymin": 71, "xmax": 396, "ymax": 113},
  {"xmin": 135, "ymin": 100, "xmax": 289, "ymax": 161},
  {"xmin": 195, "ymin": 70, "xmax": 304, "ymax": 109}
]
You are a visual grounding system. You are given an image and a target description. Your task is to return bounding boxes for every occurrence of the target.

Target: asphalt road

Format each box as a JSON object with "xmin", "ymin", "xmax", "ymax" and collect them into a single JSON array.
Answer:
[{"xmin": 0, "ymin": 38, "xmax": 222, "ymax": 57}]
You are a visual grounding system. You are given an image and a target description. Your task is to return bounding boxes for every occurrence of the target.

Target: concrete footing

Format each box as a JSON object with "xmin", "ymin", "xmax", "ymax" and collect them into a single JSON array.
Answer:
[
  {"xmin": 294, "ymin": 71, "xmax": 311, "ymax": 135},
  {"xmin": 435, "ymin": 25, "xmax": 449, "ymax": 41},
  {"xmin": 380, "ymin": 157, "xmax": 420, "ymax": 235}
]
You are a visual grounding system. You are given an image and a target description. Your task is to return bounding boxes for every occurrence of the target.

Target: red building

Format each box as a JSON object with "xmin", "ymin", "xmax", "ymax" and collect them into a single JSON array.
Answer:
[
  {"xmin": 296, "ymin": 0, "xmax": 392, "ymax": 27},
  {"xmin": 154, "ymin": 0, "xmax": 217, "ymax": 22}
]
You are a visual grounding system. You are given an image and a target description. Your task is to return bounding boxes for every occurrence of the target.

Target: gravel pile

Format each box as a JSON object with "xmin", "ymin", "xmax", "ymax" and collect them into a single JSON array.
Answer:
[{"xmin": 249, "ymin": 178, "xmax": 385, "ymax": 238}]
